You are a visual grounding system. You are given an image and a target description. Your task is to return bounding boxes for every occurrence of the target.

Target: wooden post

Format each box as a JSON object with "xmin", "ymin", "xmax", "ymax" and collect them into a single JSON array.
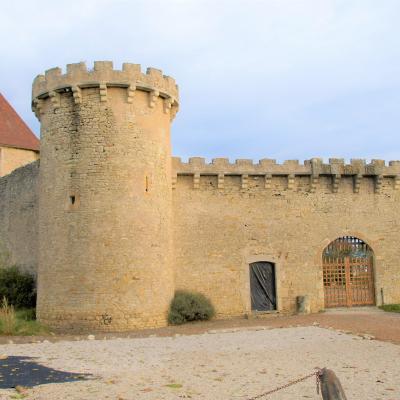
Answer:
[
  {"xmin": 344, "ymin": 257, "xmax": 352, "ymax": 307},
  {"xmin": 320, "ymin": 368, "xmax": 347, "ymax": 400}
]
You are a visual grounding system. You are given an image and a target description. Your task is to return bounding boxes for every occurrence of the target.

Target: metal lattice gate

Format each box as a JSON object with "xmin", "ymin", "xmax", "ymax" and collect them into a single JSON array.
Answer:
[{"xmin": 323, "ymin": 236, "xmax": 375, "ymax": 308}]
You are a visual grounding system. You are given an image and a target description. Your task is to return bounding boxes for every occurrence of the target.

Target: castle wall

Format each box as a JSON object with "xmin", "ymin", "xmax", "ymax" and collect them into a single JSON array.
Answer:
[
  {"xmin": 0, "ymin": 161, "xmax": 39, "ymax": 274},
  {"xmin": 10, "ymin": 59, "xmax": 397, "ymax": 332},
  {"xmin": 172, "ymin": 158, "xmax": 400, "ymax": 316},
  {"xmin": 0, "ymin": 146, "xmax": 39, "ymax": 177}
]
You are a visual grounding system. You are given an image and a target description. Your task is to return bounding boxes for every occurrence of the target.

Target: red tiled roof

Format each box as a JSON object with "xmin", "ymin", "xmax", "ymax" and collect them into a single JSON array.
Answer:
[{"xmin": 0, "ymin": 92, "xmax": 40, "ymax": 152}]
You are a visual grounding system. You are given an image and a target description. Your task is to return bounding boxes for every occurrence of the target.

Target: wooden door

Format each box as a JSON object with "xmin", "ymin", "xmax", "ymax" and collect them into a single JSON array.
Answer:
[
  {"xmin": 323, "ymin": 237, "xmax": 375, "ymax": 307},
  {"xmin": 250, "ymin": 262, "xmax": 277, "ymax": 311}
]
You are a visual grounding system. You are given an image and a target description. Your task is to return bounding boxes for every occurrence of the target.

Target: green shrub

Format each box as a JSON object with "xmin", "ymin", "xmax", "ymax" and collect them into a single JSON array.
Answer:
[
  {"xmin": 168, "ymin": 290, "xmax": 215, "ymax": 325},
  {"xmin": 379, "ymin": 304, "xmax": 400, "ymax": 313},
  {"xmin": 0, "ymin": 266, "xmax": 36, "ymax": 309}
]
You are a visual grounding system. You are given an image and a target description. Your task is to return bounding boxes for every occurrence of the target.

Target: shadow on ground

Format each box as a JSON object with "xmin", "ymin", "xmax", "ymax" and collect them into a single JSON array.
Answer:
[{"xmin": 0, "ymin": 356, "xmax": 92, "ymax": 388}]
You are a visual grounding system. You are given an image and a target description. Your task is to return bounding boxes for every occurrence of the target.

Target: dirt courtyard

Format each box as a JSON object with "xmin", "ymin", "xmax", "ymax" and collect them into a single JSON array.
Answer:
[{"xmin": 0, "ymin": 308, "xmax": 399, "ymax": 399}]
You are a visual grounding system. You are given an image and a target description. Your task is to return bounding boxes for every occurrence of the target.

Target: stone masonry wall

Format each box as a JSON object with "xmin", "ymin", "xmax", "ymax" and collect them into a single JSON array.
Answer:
[
  {"xmin": 0, "ymin": 161, "xmax": 39, "ymax": 274},
  {"xmin": 0, "ymin": 146, "xmax": 39, "ymax": 177},
  {"xmin": 172, "ymin": 158, "xmax": 400, "ymax": 317},
  {"xmin": 33, "ymin": 62, "xmax": 179, "ymax": 332}
]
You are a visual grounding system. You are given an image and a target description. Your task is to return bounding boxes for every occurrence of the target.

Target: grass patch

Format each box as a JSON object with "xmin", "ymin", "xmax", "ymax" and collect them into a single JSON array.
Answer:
[
  {"xmin": 0, "ymin": 298, "xmax": 48, "ymax": 336},
  {"xmin": 379, "ymin": 304, "xmax": 400, "ymax": 313},
  {"xmin": 10, "ymin": 394, "xmax": 28, "ymax": 400},
  {"xmin": 165, "ymin": 383, "xmax": 183, "ymax": 389},
  {"xmin": 13, "ymin": 315, "xmax": 49, "ymax": 336},
  {"xmin": 0, "ymin": 258, "xmax": 44, "ymax": 336},
  {"xmin": 0, "ymin": 297, "xmax": 16, "ymax": 334}
]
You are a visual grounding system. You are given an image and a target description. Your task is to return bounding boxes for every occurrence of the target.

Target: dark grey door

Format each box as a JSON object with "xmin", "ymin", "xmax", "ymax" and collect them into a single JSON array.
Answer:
[{"xmin": 250, "ymin": 262, "xmax": 276, "ymax": 311}]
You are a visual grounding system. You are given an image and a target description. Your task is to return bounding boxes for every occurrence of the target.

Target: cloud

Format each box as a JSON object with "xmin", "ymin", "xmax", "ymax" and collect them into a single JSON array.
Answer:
[{"xmin": 1, "ymin": 0, "xmax": 400, "ymax": 161}]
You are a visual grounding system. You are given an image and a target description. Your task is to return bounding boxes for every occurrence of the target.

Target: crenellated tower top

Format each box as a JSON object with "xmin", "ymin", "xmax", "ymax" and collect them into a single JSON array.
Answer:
[{"xmin": 31, "ymin": 61, "xmax": 179, "ymax": 119}]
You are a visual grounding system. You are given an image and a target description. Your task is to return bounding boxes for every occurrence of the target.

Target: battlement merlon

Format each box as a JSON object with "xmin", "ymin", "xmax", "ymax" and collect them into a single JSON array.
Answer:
[
  {"xmin": 32, "ymin": 61, "xmax": 179, "ymax": 108},
  {"xmin": 172, "ymin": 157, "xmax": 400, "ymax": 177}
]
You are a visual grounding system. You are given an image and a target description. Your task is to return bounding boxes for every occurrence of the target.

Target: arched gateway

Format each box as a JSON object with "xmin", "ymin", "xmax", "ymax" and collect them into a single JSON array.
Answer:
[{"xmin": 322, "ymin": 236, "xmax": 375, "ymax": 308}]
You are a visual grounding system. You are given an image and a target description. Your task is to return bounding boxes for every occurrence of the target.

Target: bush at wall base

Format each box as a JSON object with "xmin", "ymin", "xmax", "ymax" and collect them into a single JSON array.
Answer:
[
  {"xmin": 168, "ymin": 290, "xmax": 215, "ymax": 325},
  {"xmin": 0, "ymin": 266, "xmax": 36, "ymax": 309}
]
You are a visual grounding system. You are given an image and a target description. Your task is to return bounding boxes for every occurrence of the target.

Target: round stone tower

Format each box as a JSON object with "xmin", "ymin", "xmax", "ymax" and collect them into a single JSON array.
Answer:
[{"xmin": 32, "ymin": 61, "xmax": 179, "ymax": 331}]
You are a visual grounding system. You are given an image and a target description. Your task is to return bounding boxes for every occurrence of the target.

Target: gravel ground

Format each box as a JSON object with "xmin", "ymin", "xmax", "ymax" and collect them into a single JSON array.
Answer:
[
  {"xmin": 2, "ymin": 307, "xmax": 399, "ymax": 346},
  {"xmin": 0, "ymin": 325, "xmax": 399, "ymax": 400}
]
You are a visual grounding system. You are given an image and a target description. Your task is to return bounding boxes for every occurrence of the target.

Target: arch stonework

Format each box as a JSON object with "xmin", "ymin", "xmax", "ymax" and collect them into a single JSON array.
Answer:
[{"xmin": 315, "ymin": 231, "xmax": 379, "ymax": 263}]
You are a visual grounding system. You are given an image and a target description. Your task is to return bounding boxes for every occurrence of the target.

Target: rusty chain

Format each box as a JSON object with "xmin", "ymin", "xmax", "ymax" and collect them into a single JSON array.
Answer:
[{"xmin": 245, "ymin": 368, "xmax": 323, "ymax": 400}]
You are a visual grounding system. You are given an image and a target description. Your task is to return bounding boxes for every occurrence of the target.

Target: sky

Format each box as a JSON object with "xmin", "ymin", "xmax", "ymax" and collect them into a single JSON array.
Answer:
[{"xmin": 1, "ymin": 0, "xmax": 400, "ymax": 162}]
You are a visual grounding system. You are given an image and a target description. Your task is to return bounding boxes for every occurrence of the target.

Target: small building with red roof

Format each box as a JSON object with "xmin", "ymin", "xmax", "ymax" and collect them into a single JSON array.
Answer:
[{"xmin": 0, "ymin": 92, "xmax": 39, "ymax": 177}]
